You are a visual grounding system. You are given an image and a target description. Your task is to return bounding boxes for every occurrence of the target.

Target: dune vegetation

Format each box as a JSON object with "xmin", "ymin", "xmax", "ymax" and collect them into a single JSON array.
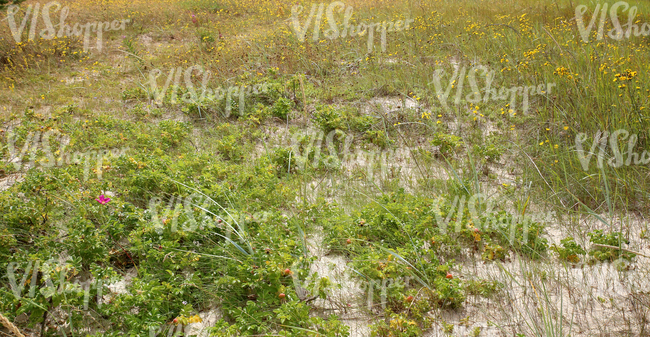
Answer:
[{"xmin": 1, "ymin": 0, "xmax": 650, "ymax": 335}]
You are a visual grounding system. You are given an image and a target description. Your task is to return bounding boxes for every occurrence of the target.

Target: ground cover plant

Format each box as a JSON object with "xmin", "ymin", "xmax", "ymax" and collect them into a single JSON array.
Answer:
[{"xmin": 2, "ymin": 0, "xmax": 650, "ymax": 336}]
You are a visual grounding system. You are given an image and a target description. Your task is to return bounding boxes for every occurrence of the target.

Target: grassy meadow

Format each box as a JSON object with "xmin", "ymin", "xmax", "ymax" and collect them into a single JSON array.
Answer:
[{"xmin": 1, "ymin": 0, "xmax": 650, "ymax": 335}]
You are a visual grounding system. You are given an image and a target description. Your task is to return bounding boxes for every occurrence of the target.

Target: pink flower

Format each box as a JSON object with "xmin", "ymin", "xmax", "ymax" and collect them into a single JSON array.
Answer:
[{"xmin": 96, "ymin": 195, "xmax": 111, "ymax": 205}]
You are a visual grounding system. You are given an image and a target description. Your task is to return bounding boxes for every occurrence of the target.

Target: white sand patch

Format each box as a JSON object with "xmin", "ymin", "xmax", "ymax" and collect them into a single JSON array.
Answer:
[
  {"xmin": 105, "ymin": 267, "xmax": 138, "ymax": 296},
  {"xmin": 185, "ymin": 309, "xmax": 223, "ymax": 336},
  {"xmin": 298, "ymin": 229, "xmax": 372, "ymax": 336},
  {"xmin": 0, "ymin": 172, "xmax": 24, "ymax": 192},
  {"xmin": 363, "ymin": 96, "xmax": 420, "ymax": 115}
]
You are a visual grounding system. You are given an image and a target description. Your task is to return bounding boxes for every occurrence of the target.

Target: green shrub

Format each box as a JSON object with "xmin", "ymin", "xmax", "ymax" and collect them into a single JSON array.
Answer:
[
  {"xmin": 272, "ymin": 97, "xmax": 293, "ymax": 120},
  {"xmin": 430, "ymin": 133, "xmax": 464, "ymax": 158},
  {"xmin": 588, "ymin": 230, "xmax": 635, "ymax": 262},
  {"xmin": 313, "ymin": 105, "xmax": 343, "ymax": 132},
  {"xmin": 552, "ymin": 237, "xmax": 586, "ymax": 263},
  {"xmin": 158, "ymin": 120, "xmax": 191, "ymax": 149},
  {"xmin": 365, "ymin": 130, "xmax": 392, "ymax": 148},
  {"xmin": 371, "ymin": 313, "xmax": 422, "ymax": 337}
]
